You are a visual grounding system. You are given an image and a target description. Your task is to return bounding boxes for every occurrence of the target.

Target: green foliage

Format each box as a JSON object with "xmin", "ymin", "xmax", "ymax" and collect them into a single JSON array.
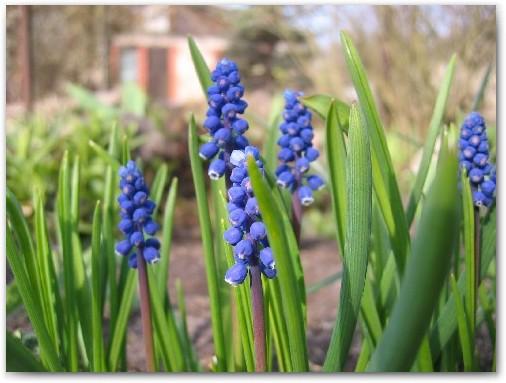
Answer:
[{"xmin": 323, "ymin": 104, "xmax": 372, "ymax": 371}]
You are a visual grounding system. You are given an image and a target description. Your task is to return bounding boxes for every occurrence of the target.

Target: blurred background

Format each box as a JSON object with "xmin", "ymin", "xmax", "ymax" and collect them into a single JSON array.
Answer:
[{"xmin": 5, "ymin": 4, "xmax": 497, "ymax": 370}]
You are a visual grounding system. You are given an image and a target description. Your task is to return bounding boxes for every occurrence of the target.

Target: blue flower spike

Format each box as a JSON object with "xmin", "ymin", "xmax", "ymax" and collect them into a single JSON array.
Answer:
[
  {"xmin": 276, "ymin": 90, "xmax": 325, "ymax": 205},
  {"xmin": 223, "ymin": 149, "xmax": 277, "ymax": 286},
  {"xmin": 116, "ymin": 160, "xmax": 161, "ymax": 268},
  {"xmin": 459, "ymin": 112, "xmax": 496, "ymax": 208},
  {"xmin": 199, "ymin": 58, "xmax": 251, "ymax": 179}
]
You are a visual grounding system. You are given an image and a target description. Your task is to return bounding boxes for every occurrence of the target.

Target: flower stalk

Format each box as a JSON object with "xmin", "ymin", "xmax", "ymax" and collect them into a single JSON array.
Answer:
[
  {"xmin": 291, "ymin": 192, "xmax": 302, "ymax": 245},
  {"xmin": 250, "ymin": 265, "xmax": 266, "ymax": 372},
  {"xmin": 137, "ymin": 250, "xmax": 155, "ymax": 372}
]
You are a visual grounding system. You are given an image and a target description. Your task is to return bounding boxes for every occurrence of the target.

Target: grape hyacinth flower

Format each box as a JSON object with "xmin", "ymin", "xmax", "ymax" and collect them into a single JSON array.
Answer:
[
  {"xmin": 275, "ymin": 89, "xmax": 325, "ymax": 206},
  {"xmin": 115, "ymin": 160, "xmax": 161, "ymax": 267},
  {"xmin": 223, "ymin": 147, "xmax": 277, "ymax": 286},
  {"xmin": 199, "ymin": 58, "xmax": 251, "ymax": 180},
  {"xmin": 115, "ymin": 160, "xmax": 158, "ymax": 371},
  {"xmin": 459, "ymin": 112, "xmax": 496, "ymax": 207}
]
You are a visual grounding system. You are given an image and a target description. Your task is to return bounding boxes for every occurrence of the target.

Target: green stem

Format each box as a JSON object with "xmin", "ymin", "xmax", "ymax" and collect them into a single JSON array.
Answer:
[
  {"xmin": 137, "ymin": 250, "xmax": 155, "ymax": 372},
  {"xmin": 250, "ymin": 265, "xmax": 266, "ymax": 372}
]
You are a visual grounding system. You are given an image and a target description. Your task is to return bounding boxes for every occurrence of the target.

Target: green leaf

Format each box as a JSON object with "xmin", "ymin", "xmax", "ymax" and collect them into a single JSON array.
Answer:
[
  {"xmin": 325, "ymin": 100, "xmax": 348, "ymax": 255},
  {"xmin": 247, "ymin": 156, "xmax": 309, "ymax": 371},
  {"xmin": 188, "ymin": 115, "xmax": 227, "ymax": 370},
  {"xmin": 175, "ymin": 279, "xmax": 200, "ymax": 371},
  {"xmin": 461, "ymin": 171, "xmax": 476, "ymax": 336},
  {"xmin": 210, "ymin": 178, "xmax": 233, "ymax": 370},
  {"xmin": 90, "ymin": 201, "xmax": 106, "ymax": 372},
  {"xmin": 429, "ymin": 205, "xmax": 496, "ymax": 360},
  {"xmin": 360, "ymin": 278, "xmax": 383, "ymax": 346},
  {"xmin": 6, "ymin": 189, "xmax": 40, "ymax": 305},
  {"xmin": 220, "ymin": 216, "xmax": 255, "ymax": 372},
  {"xmin": 302, "ymin": 94, "xmax": 350, "ymax": 132},
  {"xmin": 6, "ymin": 227, "xmax": 62, "ymax": 371},
  {"xmin": 157, "ymin": 177, "xmax": 178, "ymax": 300},
  {"xmin": 262, "ymin": 95, "xmax": 284, "ymax": 174},
  {"xmin": 406, "ymin": 55, "xmax": 456, "ymax": 225},
  {"xmin": 6, "ymin": 331, "xmax": 47, "ymax": 372},
  {"xmin": 148, "ymin": 267, "xmax": 186, "ymax": 371},
  {"xmin": 471, "ymin": 63, "xmax": 493, "ymax": 111},
  {"xmin": 306, "ymin": 271, "xmax": 343, "ymax": 294},
  {"xmin": 56, "ymin": 150, "xmax": 79, "ymax": 371},
  {"xmin": 108, "ymin": 270, "xmax": 136, "ymax": 372},
  {"xmin": 89, "ymin": 139, "xmax": 121, "ymax": 170},
  {"xmin": 414, "ymin": 336, "xmax": 434, "ymax": 372},
  {"xmin": 367, "ymin": 135, "xmax": 459, "ymax": 372},
  {"xmin": 187, "ymin": 36, "xmax": 213, "ymax": 93},
  {"xmin": 340, "ymin": 31, "xmax": 410, "ymax": 274},
  {"xmin": 102, "ymin": 125, "xmax": 120, "ymax": 347},
  {"xmin": 450, "ymin": 274, "xmax": 474, "ymax": 371},
  {"xmin": 266, "ymin": 280, "xmax": 292, "ymax": 371},
  {"xmin": 70, "ymin": 156, "xmax": 93, "ymax": 364},
  {"xmin": 150, "ymin": 164, "xmax": 168, "ymax": 217},
  {"xmin": 33, "ymin": 190, "xmax": 60, "ymax": 351},
  {"xmin": 323, "ymin": 104, "xmax": 372, "ymax": 371}
]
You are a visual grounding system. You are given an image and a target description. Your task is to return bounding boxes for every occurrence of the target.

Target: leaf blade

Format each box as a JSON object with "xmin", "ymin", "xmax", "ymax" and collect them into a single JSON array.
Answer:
[{"xmin": 323, "ymin": 104, "xmax": 372, "ymax": 371}]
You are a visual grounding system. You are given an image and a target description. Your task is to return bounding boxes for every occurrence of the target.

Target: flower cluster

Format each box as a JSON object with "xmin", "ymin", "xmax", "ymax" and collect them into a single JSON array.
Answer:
[
  {"xmin": 199, "ymin": 58, "xmax": 250, "ymax": 180},
  {"xmin": 275, "ymin": 90, "xmax": 325, "ymax": 205},
  {"xmin": 115, "ymin": 160, "xmax": 161, "ymax": 268},
  {"xmin": 223, "ymin": 147, "xmax": 277, "ymax": 286},
  {"xmin": 459, "ymin": 111, "xmax": 496, "ymax": 207}
]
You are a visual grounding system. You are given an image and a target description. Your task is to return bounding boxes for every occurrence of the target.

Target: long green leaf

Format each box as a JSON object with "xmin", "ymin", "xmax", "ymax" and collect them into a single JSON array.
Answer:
[
  {"xmin": 6, "ymin": 331, "xmax": 47, "ymax": 372},
  {"xmin": 6, "ymin": 229, "xmax": 62, "ymax": 371},
  {"xmin": 450, "ymin": 274, "xmax": 474, "ymax": 371},
  {"xmin": 70, "ymin": 155, "xmax": 93, "ymax": 364},
  {"xmin": 461, "ymin": 172, "xmax": 476, "ymax": 337},
  {"xmin": 248, "ymin": 156, "xmax": 308, "ymax": 371},
  {"xmin": 211, "ymin": 179, "xmax": 233, "ymax": 370},
  {"xmin": 367, "ymin": 136, "xmax": 458, "ymax": 371},
  {"xmin": 262, "ymin": 95, "xmax": 284, "ymax": 174},
  {"xmin": 406, "ymin": 55, "xmax": 456, "ymax": 225},
  {"xmin": 340, "ymin": 31, "xmax": 410, "ymax": 274},
  {"xmin": 102, "ymin": 125, "xmax": 120, "ymax": 351},
  {"xmin": 148, "ymin": 267, "xmax": 186, "ymax": 371},
  {"xmin": 157, "ymin": 177, "xmax": 178, "ymax": 300},
  {"xmin": 306, "ymin": 271, "xmax": 343, "ymax": 294},
  {"xmin": 471, "ymin": 63, "xmax": 493, "ymax": 111},
  {"xmin": 176, "ymin": 279, "xmax": 200, "ymax": 371},
  {"xmin": 360, "ymin": 278, "xmax": 383, "ymax": 346},
  {"xmin": 323, "ymin": 104, "xmax": 372, "ymax": 371},
  {"xmin": 88, "ymin": 139, "xmax": 121, "ymax": 170},
  {"xmin": 90, "ymin": 201, "xmax": 105, "ymax": 372},
  {"xmin": 188, "ymin": 36, "xmax": 213, "ymax": 93},
  {"xmin": 33, "ymin": 190, "xmax": 59, "ymax": 352},
  {"xmin": 57, "ymin": 150, "xmax": 78, "ymax": 371},
  {"xmin": 108, "ymin": 270, "xmax": 136, "ymax": 371},
  {"xmin": 188, "ymin": 115, "xmax": 227, "ymax": 370},
  {"xmin": 6, "ymin": 189, "xmax": 40, "ymax": 306},
  {"xmin": 220, "ymin": 217, "xmax": 255, "ymax": 372},
  {"xmin": 150, "ymin": 163, "xmax": 168, "ymax": 216},
  {"xmin": 325, "ymin": 100, "xmax": 348, "ymax": 255},
  {"xmin": 302, "ymin": 94, "xmax": 350, "ymax": 132}
]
